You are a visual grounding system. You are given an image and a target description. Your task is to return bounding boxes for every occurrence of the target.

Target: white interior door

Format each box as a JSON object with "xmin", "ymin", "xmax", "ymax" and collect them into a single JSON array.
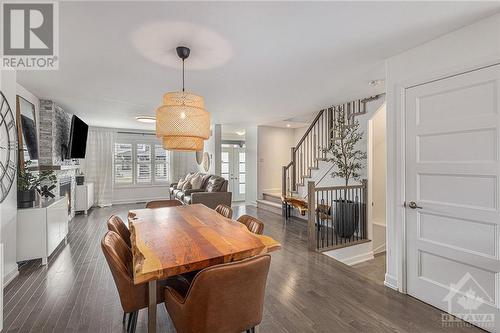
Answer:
[
  {"xmin": 406, "ymin": 65, "xmax": 500, "ymax": 332},
  {"xmin": 221, "ymin": 146, "xmax": 246, "ymax": 202}
]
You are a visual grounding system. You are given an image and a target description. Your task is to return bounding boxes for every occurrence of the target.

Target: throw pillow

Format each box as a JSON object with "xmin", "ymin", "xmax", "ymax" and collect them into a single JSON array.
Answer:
[
  {"xmin": 200, "ymin": 174, "xmax": 212, "ymax": 189},
  {"xmin": 185, "ymin": 172, "xmax": 196, "ymax": 182},
  {"xmin": 182, "ymin": 181, "xmax": 192, "ymax": 191},
  {"xmin": 206, "ymin": 176, "xmax": 225, "ymax": 192},
  {"xmin": 177, "ymin": 178, "xmax": 186, "ymax": 189},
  {"xmin": 190, "ymin": 174, "xmax": 204, "ymax": 189}
]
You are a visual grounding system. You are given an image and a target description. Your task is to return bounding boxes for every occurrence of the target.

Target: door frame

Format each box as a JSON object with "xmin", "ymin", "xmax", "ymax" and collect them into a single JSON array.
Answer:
[{"xmin": 387, "ymin": 58, "xmax": 500, "ymax": 294}]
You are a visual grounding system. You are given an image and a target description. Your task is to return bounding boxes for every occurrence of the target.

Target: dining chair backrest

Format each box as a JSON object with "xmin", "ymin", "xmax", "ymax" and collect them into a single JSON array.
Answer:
[
  {"xmin": 107, "ymin": 215, "xmax": 131, "ymax": 248},
  {"xmin": 215, "ymin": 204, "xmax": 233, "ymax": 219},
  {"xmin": 236, "ymin": 215, "xmax": 264, "ymax": 235},
  {"xmin": 164, "ymin": 254, "xmax": 271, "ymax": 333},
  {"xmin": 101, "ymin": 231, "xmax": 149, "ymax": 313},
  {"xmin": 146, "ymin": 199, "xmax": 183, "ymax": 209}
]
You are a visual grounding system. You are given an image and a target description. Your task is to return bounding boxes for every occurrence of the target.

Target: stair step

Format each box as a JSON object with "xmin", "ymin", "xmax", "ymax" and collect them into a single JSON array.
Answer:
[
  {"xmin": 256, "ymin": 199, "xmax": 282, "ymax": 215},
  {"xmin": 262, "ymin": 192, "xmax": 282, "ymax": 204}
]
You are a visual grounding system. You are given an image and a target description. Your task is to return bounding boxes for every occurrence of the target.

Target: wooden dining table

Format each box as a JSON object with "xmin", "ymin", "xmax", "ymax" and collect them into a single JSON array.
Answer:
[{"xmin": 127, "ymin": 203, "xmax": 281, "ymax": 333}]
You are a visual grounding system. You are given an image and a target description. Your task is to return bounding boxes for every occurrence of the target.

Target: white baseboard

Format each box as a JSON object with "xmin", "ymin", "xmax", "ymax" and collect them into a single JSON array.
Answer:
[
  {"xmin": 112, "ymin": 197, "xmax": 167, "ymax": 205},
  {"xmin": 384, "ymin": 273, "xmax": 398, "ymax": 290},
  {"xmin": 373, "ymin": 242, "xmax": 386, "ymax": 255},
  {"xmin": 3, "ymin": 267, "xmax": 19, "ymax": 288}
]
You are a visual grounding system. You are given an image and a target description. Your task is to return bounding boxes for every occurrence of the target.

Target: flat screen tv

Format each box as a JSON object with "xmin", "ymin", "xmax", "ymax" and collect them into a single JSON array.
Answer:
[{"xmin": 67, "ymin": 115, "xmax": 88, "ymax": 159}]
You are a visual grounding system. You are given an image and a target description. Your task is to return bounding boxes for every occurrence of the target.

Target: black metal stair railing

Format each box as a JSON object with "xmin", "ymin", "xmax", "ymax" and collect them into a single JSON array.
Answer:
[{"xmin": 306, "ymin": 180, "xmax": 368, "ymax": 251}]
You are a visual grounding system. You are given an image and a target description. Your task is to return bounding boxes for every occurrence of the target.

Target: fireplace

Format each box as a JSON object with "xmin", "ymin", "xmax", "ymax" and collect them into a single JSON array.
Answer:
[{"xmin": 60, "ymin": 177, "xmax": 72, "ymax": 216}]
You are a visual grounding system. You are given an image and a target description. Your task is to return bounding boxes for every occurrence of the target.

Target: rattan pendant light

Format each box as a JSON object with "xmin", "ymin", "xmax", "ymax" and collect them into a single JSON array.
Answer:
[{"xmin": 156, "ymin": 46, "xmax": 210, "ymax": 151}]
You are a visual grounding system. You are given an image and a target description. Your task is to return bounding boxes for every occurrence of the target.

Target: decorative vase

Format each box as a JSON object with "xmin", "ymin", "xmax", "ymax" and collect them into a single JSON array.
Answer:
[
  {"xmin": 18, "ymin": 189, "xmax": 35, "ymax": 208},
  {"xmin": 334, "ymin": 199, "xmax": 359, "ymax": 239}
]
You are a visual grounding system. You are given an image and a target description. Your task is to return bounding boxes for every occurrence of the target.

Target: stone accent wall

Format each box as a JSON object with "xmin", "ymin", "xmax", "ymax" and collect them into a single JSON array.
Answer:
[
  {"xmin": 39, "ymin": 99, "xmax": 75, "ymax": 167},
  {"xmin": 39, "ymin": 99, "xmax": 78, "ymax": 219},
  {"xmin": 39, "ymin": 99, "xmax": 55, "ymax": 166}
]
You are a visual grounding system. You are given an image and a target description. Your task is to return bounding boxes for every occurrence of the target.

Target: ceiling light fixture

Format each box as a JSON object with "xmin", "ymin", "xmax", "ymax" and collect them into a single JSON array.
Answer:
[
  {"xmin": 286, "ymin": 124, "xmax": 291, "ymax": 128},
  {"xmin": 156, "ymin": 46, "xmax": 210, "ymax": 151},
  {"xmin": 135, "ymin": 116, "xmax": 156, "ymax": 123},
  {"xmin": 236, "ymin": 130, "xmax": 245, "ymax": 136}
]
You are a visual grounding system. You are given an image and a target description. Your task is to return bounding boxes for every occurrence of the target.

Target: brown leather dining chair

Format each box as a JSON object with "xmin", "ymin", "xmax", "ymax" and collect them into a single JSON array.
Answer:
[
  {"xmin": 215, "ymin": 204, "xmax": 233, "ymax": 219},
  {"xmin": 164, "ymin": 254, "xmax": 271, "ymax": 333},
  {"xmin": 236, "ymin": 215, "xmax": 265, "ymax": 235},
  {"xmin": 101, "ymin": 231, "xmax": 189, "ymax": 333},
  {"xmin": 107, "ymin": 215, "xmax": 131, "ymax": 248},
  {"xmin": 145, "ymin": 199, "xmax": 183, "ymax": 209}
]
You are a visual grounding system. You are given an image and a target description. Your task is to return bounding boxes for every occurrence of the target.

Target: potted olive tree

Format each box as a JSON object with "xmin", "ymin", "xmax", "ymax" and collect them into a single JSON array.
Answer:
[
  {"xmin": 321, "ymin": 109, "xmax": 366, "ymax": 238},
  {"xmin": 18, "ymin": 161, "xmax": 57, "ymax": 208}
]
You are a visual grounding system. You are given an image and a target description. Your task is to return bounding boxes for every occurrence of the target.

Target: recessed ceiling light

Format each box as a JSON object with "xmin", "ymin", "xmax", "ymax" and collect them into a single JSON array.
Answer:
[
  {"xmin": 369, "ymin": 79, "xmax": 384, "ymax": 87},
  {"xmin": 135, "ymin": 116, "xmax": 156, "ymax": 123},
  {"xmin": 286, "ymin": 124, "xmax": 291, "ymax": 128},
  {"xmin": 236, "ymin": 130, "xmax": 246, "ymax": 136}
]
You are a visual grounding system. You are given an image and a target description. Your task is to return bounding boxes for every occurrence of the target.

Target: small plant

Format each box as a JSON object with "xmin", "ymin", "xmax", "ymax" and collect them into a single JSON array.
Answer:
[
  {"xmin": 18, "ymin": 161, "xmax": 57, "ymax": 194},
  {"xmin": 321, "ymin": 108, "xmax": 366, "ymax": 186}
]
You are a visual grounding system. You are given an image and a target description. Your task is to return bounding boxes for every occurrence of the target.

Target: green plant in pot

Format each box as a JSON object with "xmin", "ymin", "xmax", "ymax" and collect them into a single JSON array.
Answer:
[
  {"xmin": 321, "ymin": 108, "xmax": 366, "ymax": 238},
  {"xmin": 18, "ymin": 161, "xmax": 57, "ymax": 208}
]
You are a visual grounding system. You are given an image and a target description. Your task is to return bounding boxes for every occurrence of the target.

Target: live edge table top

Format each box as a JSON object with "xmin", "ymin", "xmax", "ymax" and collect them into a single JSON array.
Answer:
[{"xmin": 128, "ymin": 204, "xmax": 281, "ymax": 284}]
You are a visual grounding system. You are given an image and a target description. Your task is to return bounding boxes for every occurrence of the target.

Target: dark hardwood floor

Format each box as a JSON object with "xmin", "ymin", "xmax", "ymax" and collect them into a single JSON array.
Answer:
[
  {"xmin": 4, "ymin": 204, "xmax": 482, "ymax": 332},
  {"xmin": 352, "ymin": 252, "xmax": 386, "ymax": 286}
]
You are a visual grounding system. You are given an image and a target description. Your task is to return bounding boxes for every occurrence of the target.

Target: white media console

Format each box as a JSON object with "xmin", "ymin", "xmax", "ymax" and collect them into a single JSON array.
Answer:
[{"xmin": 17, "ymin": 197, "xmax": 69, "ymax": 265}]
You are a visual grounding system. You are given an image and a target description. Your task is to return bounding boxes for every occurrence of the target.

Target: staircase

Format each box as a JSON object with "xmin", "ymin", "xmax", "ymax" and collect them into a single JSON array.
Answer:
[
  {"xmin": 256, "ymin": 192, "xmax": 282, "ymax": 215},
  {"xmin": 281, "ymin": 94, "xmax": 383, "ymax": 254},
  {"xmin": 282, "ymin": 94, "xmax": 382, "ymax": 198}
]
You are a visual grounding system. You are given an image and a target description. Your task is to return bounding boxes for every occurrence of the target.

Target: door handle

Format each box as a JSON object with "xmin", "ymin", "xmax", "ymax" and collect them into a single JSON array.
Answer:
[{"xmin": 407, "ymin": 201, "xmax": 423, "ymax": 209}]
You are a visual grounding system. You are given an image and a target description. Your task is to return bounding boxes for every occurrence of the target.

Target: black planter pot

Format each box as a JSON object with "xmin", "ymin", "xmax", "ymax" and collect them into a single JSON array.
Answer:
[
  {"xmin": 334, "ymin": 200, "xmax": 359, "ymax": 238},
  {"xmin": 18, "ymin": 190, "xmax": 35, "ymax": 208}
]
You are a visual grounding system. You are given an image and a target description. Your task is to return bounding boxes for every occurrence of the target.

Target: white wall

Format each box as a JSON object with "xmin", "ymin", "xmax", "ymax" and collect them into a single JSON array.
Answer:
[
  {"xmin": 0, "ymin": 70, "xmax": 18, "ymax": 292},
  {"xmin": 245, "ymin": 125, "xmax": 258, "ymax": 205},
  {"xmin": 371, "ymin": 107, "xmax": 386, "ymax": 225},
  {"xmin": 369, "ymin": 105, "xmax": 386, "ymax": 255},
  {"xmin": 385, "ymin": 13, "xmax": 500, "ymax": 291},
  {"xmin": 257, "ymin": 126, "xmax": 295, "ymax": 197},
  {"xmin": 293, "ymin": 126, "xmax": 308, "ymax": 146}
]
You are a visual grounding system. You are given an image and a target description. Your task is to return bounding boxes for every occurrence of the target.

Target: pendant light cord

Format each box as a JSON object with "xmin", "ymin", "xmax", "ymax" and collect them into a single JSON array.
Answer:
[{"xmin": 182, "ymin": 59, "xmax": 185, "ymax": 92}]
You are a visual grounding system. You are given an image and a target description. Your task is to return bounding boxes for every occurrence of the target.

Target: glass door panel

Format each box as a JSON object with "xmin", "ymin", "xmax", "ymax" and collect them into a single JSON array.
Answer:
[{"xmin": 221, "ymin": 146, "xmax": 246, "ymax": 202}]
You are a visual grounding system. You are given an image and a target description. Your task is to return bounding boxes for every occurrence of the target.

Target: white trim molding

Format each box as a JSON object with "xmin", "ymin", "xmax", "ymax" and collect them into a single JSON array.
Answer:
[{"xmin": 384, "ymin": 273, "xmax": 398, "ymax": 290}]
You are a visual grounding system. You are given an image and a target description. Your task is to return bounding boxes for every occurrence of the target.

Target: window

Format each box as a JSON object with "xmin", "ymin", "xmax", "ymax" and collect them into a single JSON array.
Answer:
[
  {"xmin": 136, "ymin": 143, "xmax": 151, "ymax": 183},
  {"xmin": 114, "ymin": 141, "xmax": 169, "ymax": 185},
  {"xmin": 114, "ymin": 143, "xmax": 133, "ymax": 184},
  {"xmin": 155, "ymin": 144, "xmax": 169, "ymax": 182}
]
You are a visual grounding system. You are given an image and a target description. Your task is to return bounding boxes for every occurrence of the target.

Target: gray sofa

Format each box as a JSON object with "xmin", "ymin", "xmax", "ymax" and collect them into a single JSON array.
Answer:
[{"xmin": 169, "ymin": 174, "xmax": 232, "ymax": 209}]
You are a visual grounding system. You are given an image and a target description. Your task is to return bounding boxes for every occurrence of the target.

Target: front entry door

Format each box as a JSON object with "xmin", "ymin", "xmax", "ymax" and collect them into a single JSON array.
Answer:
[
  {"xmin": 405, "ymin": 65, "xmax": 500, "ymax": 332},
  {"xmin": 221, "ymin": 146, "xmax": 246, "ymax": 202}
]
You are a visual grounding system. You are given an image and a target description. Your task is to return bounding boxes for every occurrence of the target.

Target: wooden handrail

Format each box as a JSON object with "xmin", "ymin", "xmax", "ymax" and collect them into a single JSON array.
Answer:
[
  {"xmin": 294, "ymin": 109, "xmax": 325, "ymax": 151},
  {"xmin": 314, "ymin": 183, "xmax": 365, "ymax": 192}
]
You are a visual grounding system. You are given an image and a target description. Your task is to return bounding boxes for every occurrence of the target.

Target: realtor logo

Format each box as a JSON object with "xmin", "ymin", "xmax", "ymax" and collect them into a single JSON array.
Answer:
[
  {"xmin": 441, "ymin": 272, "xmax": 495, "ymax": 329},
  {"xmin": 1, "ymin": 2, "xmax": 59, "ymax": 69}
]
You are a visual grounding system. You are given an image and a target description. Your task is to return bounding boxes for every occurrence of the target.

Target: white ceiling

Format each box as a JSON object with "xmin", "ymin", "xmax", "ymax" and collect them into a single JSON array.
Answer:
[{"xmin": 17, "ymin": 1, "xmax": 500, "ymax": 130}]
